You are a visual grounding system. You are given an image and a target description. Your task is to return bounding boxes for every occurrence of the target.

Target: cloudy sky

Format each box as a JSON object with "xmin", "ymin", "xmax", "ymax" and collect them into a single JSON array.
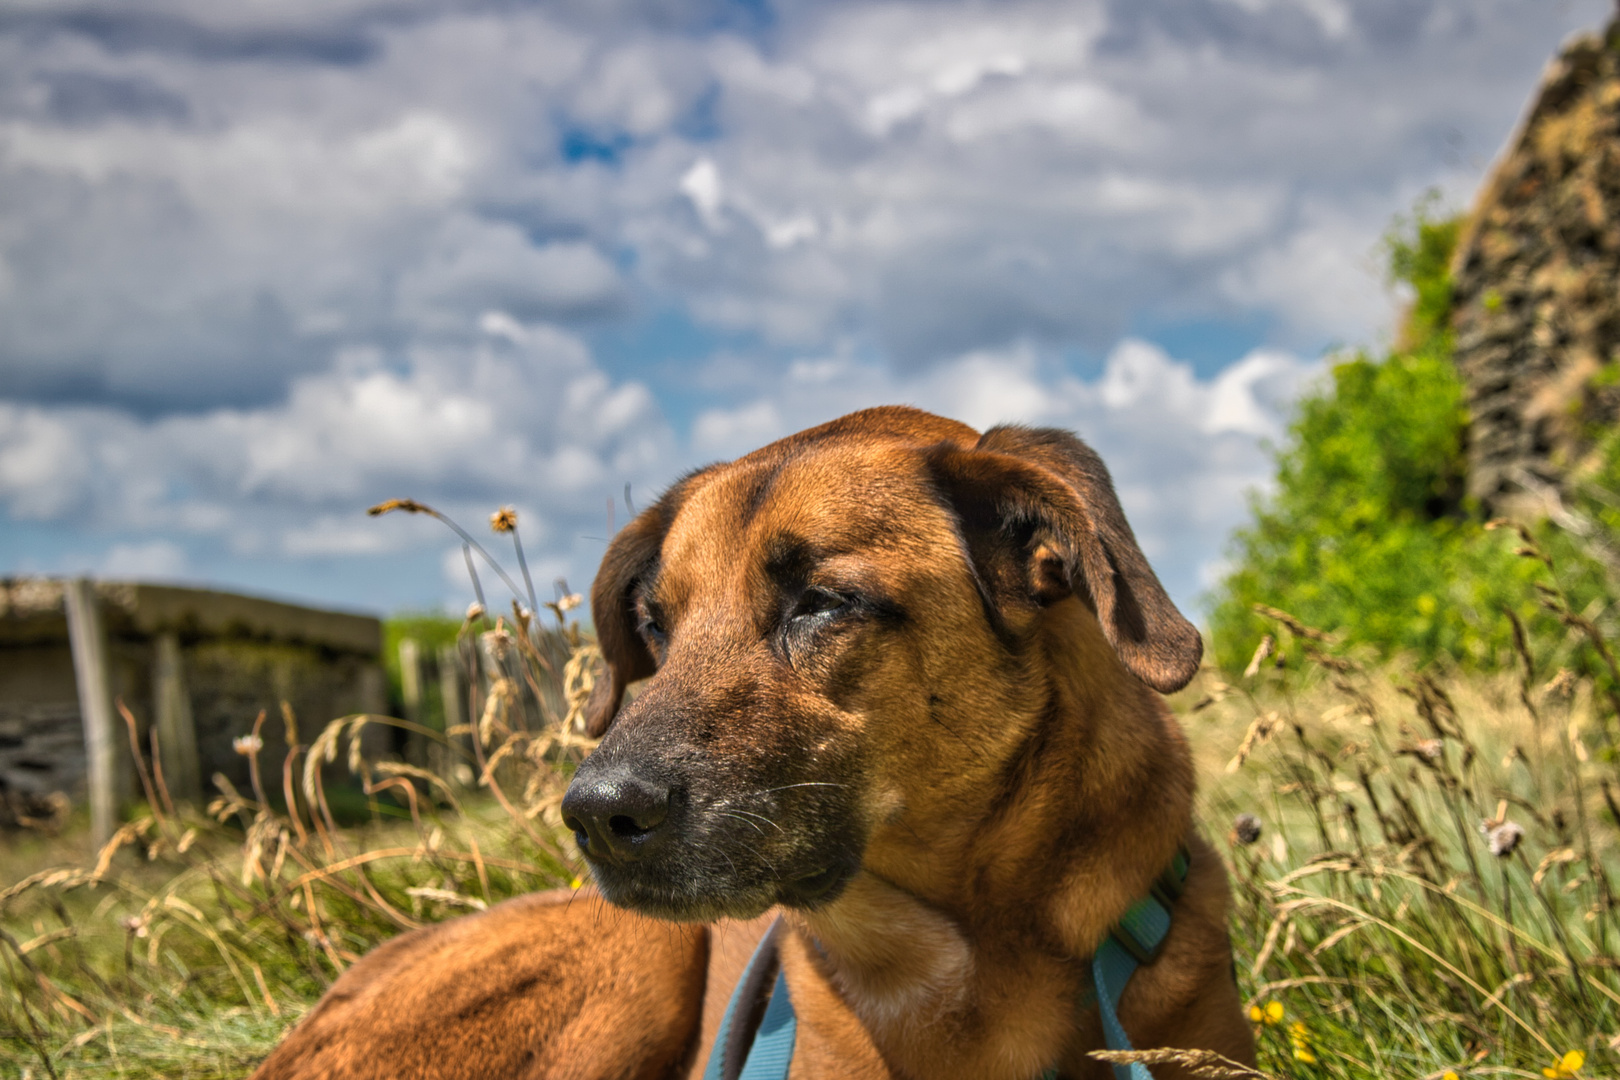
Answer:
[{"xmin": 0, "ymin": 0, "xmax": 1607, "ymax": 622}]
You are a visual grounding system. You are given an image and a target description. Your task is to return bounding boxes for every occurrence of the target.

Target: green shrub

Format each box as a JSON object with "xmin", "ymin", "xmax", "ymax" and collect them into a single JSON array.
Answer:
[{"xmin": 1207, "ymin": 202, "xmax": 1573, "ymax": 673}]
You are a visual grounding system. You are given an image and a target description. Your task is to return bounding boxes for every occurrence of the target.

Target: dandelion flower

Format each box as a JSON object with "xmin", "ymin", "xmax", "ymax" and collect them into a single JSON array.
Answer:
[
  {"xmin": 1232, "ymin": 813, "xmax": 1262, "ymax": 846},
  {"xmin": 490, "ymin": 506, "xmax": 518, "ymax": 533},
  {"xmin": 1543, "ymin": 1050, "xmax": 1585, "ymax": 1078},
  {"xmin": 1442, "ymin": 1072, "xmax": 1460, "ymax": 1080},
  {"xmin": 233, "ymin": 733, "xmax": 263, "ymax": 756}
]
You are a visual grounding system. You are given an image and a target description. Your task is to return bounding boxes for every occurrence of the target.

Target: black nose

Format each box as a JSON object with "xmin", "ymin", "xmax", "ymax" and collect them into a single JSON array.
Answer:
[{"xmin": 561, "ymin": 767, "xmax": 671, "ymax": 864}]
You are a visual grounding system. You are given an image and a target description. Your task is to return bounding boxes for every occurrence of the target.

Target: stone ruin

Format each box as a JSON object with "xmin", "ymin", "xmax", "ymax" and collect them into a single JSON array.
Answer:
[
  {"xmin": 0, "ymin": 578, "xmax": 386, "ymax": 841},
  {"xmin": 1451, "ymin": 13, "xmax": 1620, "ymax": 515}
]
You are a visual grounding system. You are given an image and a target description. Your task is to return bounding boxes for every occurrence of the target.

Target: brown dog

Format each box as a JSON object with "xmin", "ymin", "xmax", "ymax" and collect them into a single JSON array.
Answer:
[{"xmin": 252, "ymin": 406, "xmax": 1252, "ymax": 1080}]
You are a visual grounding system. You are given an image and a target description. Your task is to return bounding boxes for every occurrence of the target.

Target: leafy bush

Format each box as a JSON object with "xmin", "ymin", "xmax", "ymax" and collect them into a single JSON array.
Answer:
[{"xmin": 1208, "ymin": 205, "xmax": 1568, "ymax": 673}]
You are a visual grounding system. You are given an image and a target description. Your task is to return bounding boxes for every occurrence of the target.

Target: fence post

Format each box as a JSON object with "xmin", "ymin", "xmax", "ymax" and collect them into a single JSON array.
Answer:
[
  {"xmin": 437, "ymin": 643, "xmax": 464, "ymax": 781},
  {"xmin": 399, "ymin": 637, "xmax": 426, "ymax": 767},
  {"xmin": 153, "ymin": 632, "xmax": 202, "ymax": 805},
  {"xmin": 63, "ymin": 578, "xmax": 125, "ymax": 847}
]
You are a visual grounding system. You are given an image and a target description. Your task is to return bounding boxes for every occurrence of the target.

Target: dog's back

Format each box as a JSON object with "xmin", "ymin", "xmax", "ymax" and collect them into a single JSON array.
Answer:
[{"xmin": 250, "ymin": 889, "xmax": 707, "ymax": 1080}]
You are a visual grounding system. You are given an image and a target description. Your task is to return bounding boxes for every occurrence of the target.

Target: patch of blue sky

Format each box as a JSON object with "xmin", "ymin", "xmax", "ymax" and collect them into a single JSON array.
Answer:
[
  {"xmin": 1127, "ymin": 313, "xmax": 1278, "ymax": 379},
  {"xmin": 586, "ymin": 305, "xmax": 769, "ymax": 436},
  {"xmin": 559, "ymin": 126, "xmax": 635, "ymax": 168}
]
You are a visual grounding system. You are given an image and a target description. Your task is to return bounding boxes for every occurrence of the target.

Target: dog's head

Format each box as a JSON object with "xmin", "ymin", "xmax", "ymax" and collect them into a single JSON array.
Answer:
[{"xmin": 560, "ymin": 406, "xmax": 1200, "ymax": 921}]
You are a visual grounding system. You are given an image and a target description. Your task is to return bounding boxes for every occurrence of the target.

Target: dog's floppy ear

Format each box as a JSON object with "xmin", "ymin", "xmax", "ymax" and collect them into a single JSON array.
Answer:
[
  {"xmin": 583, "ymin": 471, "xmax": 710, "ymax": 736},
  {"xmin": 926, "ymin": 425, "xmax": 1202, "ymax": 693}
]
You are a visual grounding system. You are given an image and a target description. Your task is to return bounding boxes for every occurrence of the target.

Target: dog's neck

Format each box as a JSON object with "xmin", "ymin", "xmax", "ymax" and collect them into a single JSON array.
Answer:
[{"xmin": 784, "ymin": 600, "xmax": 1196, "ymax": 1079}]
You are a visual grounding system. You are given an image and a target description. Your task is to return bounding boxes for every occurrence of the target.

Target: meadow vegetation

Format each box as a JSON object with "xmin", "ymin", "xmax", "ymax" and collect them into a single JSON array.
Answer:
[
  {"xmin": 1209, "ymin": 201, "xmax": 1620, "ymax": 680},
  {"xmin": 9, "ymin": 212, "xmax": 1620, "ymax": 1076}
]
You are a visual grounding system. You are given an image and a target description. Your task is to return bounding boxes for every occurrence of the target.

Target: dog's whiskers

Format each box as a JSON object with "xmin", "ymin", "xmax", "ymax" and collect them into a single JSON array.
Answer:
[
  {"xmin": 715, "ymin": 810, "xmax": 769, "ymax": 836},
  {"xmin": 729, "ymin": 808, "xmax": 783, "ymax": 833},
  {"xmin": 750, "ymin": 781, "xmax": 847, "ymax": 796}
]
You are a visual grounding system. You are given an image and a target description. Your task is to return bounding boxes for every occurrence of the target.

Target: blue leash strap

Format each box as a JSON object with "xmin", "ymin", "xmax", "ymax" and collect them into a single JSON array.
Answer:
[{"xmin": 703, "ymin": 919, "xmax": 796, "ymax": 1080}]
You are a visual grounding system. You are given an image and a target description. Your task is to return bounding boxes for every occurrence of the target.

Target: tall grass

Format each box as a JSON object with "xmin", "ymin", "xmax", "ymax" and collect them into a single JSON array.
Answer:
[
  {"xmin": 1193, "ymin": 527, "xmax": 1620, "ymax": 1078},
  {"xmin": 4, "ymin": 503, "xmax": 1620, "ymax": 1079},
  {"xmin": 0, "ymin": 503, "xmax": 598, "ymax": 1079}
]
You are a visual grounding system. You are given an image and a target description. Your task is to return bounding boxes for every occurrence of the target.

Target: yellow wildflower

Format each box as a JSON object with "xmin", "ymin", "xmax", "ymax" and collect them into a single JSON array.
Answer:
[
  {"xmin": 1543, "ymin": 1050, "xmax": 1585, "ymax": 1078},
  {"xmin": 569, "ymin": 876, "xmax": 583, "ymax": 890},
  {"xmin": 1248, "ymin": 1000, "xmax": 1285, "ymax": 1025},
  {"xmin": 1442, "ymin": 1072, "xmax": 1460, "ymax": 1080},
  {"xmin": 1290, "ymin": 1020, "xmax": 1316, "ymax": 1065}
]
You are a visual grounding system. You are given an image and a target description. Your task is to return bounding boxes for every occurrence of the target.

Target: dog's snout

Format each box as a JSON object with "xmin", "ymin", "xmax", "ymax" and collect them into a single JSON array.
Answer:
[{"xmin": 562, "ymin": 769, "xmax": 671, "ymax": 863}]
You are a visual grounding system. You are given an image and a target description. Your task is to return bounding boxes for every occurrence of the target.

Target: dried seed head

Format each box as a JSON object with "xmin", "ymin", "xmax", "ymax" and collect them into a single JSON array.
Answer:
[
  {"xmin": 1413, "ymin": 738, "xmax": 1443, "ymax": 761},
  {"xmin": 1484, "ymin": 819, "xmax": 1525, "ymax": 858},
  {"xmin": 465, "ymin": 601, "xmax": 486, "ymax": 622},
  {"xmin": 233, "ymin": 734, "xmax": 263, "ymax": 756},
  {"xmin": 1242, "ymin": 635, "xmax": 1274, "ymax": 679},
  {"xmin": 368, "ymin": 498, "xmax": 429, "ymax": 516},
  {"xmin": 1544, "ymin": 668, "xmax": 1577, "ymax": 701},
  {"xmin": 490, "ymin": 506, "xmax": 518, "ymax": 533},
  {"xmin": 556, "ymin": 592, "xmax": 583, "ymax": 612},
  {"xmin": 483, "ymin": 627, "xmax": 513, "ymax": 662},
  {"xmin": 1231, "ymin": 813, "xmax": 1263, "ymax": 846}
]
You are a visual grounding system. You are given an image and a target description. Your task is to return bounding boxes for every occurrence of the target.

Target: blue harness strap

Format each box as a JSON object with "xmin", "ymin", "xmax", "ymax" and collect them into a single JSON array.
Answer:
[
  {"xmin": 703, "ymin": 847, "xmax": 1189, "ymax": 1080},
  {"xmin": 1046, "ymin": 846, "xmax": 1190, "ymax": 1080},
  {"xmin": 703, "ymin": 919, "xmax": 797, "ymax": 1080}
]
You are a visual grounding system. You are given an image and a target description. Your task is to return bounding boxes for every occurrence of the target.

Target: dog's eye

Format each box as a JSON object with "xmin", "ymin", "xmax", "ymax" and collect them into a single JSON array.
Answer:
[
  {"xmin": 636, "ymin": 598, "xmax": 669, "ymax": 645},
  {"xmin": 796, "ymin": 588, "xmax": 850, "ymax": 620}
]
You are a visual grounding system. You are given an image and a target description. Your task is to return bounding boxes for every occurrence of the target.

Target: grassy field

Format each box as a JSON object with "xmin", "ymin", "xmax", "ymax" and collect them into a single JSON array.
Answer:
[{"xmin": 5, "ymin": 564, "xmax": 1620, "ymax": 1078}]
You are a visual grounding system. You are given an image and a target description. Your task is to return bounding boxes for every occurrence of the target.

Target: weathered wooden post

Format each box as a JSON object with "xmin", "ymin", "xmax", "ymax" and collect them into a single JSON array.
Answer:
[
  {"xmin": 63, "ymin": 578, "xmax": 125, "ymax": 847},
  {"xmin": 437, "ymin": 642, "xmax": 465, "ymax": 781},
  {"xmin": 152, "ymin": 632, "xmax": 202, "ymax": 804},
  {"xmin": 399, "ymin": 637, "xmax": 426, "ymax": 766}
]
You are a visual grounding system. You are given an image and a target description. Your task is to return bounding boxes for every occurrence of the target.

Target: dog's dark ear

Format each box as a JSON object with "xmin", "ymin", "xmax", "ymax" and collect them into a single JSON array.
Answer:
[
  {"xmin": 926, "ymin": 425, "xmax": 1202, "ymax": 693},
  {"xmin": 584, "ymin": 471, "xmax": 709, "ymax": 736}
]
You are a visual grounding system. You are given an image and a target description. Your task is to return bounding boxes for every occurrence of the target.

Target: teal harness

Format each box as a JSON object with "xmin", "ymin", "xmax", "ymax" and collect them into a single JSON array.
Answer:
[{"xmin": 701, "ymin": 848, "xmax": 1190, "ymax": 1080}]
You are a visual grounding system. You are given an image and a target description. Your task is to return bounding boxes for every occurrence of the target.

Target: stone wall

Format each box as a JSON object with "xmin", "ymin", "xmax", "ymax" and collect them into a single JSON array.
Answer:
[
  {"xmin": 1451, "ymin": 16, "xmax": 1620, "ymax": 515},
  {"xmin": 0, "ymin": 578, "xmax": 386, "ymax": 826}
]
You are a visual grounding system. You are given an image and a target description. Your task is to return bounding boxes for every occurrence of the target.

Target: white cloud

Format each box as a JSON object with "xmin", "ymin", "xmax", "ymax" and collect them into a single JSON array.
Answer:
[
  {"xmin": 680, "ymin": 157, "xmax": 724, "ymax": 227},
  {"xmin": 101, "ymin": 540, "xmax": 187, "ymax": 580},
  {"xmin": 0, "ymin": 0, "xmax": 1609, "ymax": 615},
  {"xmin": 693, "ymin": 398, "xmax": 782, "ymax": 458},
  {"xmin": 0, "ymin": 405, "xmax": 95, "ymax": 519},
  {"xmin": 683, "ymin": 337, "xmax": 1321, "ymax": 608}
]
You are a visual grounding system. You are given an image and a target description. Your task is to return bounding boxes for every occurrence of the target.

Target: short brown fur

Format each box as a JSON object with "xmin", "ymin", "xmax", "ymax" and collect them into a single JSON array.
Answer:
[{"xmin": 253, "ymin": 407, "xmax": 1251, "ymax": 1080}]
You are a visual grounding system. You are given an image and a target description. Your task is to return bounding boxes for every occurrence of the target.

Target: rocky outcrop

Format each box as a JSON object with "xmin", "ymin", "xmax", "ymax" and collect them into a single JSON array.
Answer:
[{"xmin": 1451, "ymin": 15, "xmax": 1620, "ymax": 515}]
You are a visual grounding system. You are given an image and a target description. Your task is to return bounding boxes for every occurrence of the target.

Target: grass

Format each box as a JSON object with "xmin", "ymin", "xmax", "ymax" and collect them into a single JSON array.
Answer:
[
  {"xmin": 5, "ymin": 509, "xmax": 1620, "ymax": 1079},
  {"xmin": 1187, "ymin": 533, "xmax": 1620, "ymax": 1078}
]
